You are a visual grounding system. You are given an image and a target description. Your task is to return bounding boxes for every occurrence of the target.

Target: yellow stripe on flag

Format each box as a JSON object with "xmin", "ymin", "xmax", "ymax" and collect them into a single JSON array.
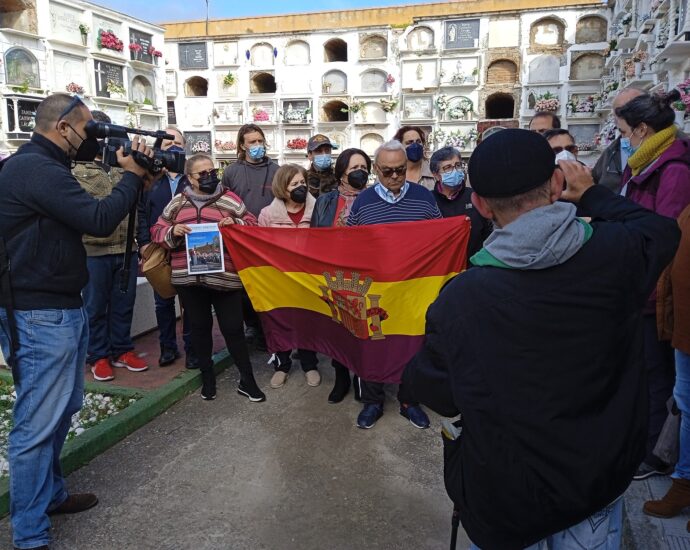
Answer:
[{"xmin": 238, "ymin": 265, "xmax": 458, "ymax": 336}]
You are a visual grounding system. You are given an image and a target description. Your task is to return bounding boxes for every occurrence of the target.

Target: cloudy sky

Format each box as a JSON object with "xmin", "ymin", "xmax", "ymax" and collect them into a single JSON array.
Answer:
[{"xmin": 89, "ymin": 0, "xmax": 437, "ymax": 24}]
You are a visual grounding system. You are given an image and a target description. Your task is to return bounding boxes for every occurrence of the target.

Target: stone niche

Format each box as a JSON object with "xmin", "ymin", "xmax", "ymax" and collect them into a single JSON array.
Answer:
[
  {"xmin": 285, "ymin": 40, "xmax": 310, "ymax": 65},
  {"xmin": 360, "ymin": 34, "xmax": 387, "ymax": 59},
  {"xmin": 405, "ymin": 26, "xmax": 435, "ymax": 52},
  {"xmin": 575, "ymin": 15, "xmax": 607, "ymax": 44},
  {"xmin": 322, "ymin": 70, "xmax": 347, "ymax": 94},
  {"xmin": 131, "ymin": 75, "xmax": 153, "ymax": 103},
  {"xmin": 487, "ymin": 60, "xmax": 518, "ymax": 85},
  {"xmin": 0, "ymin": 0, "xmax": 37, "ymax": 35},
  {"xmin": 360, "ymin": 132, "xmax": 384, "ymax": 155},
  {"xmin": 529, "ymin": 17, "xmax": 566, "ymax": 54},
  {"xmin": 250, "ymin": 43, "xmax": 274, "ymax": 67},
  {"xmin": 528, "ymin": 55, "xmax": 561, "ymax": 84},
  {"xmin": 569, "ymin": 53, "xmax": 604, "ymax": 81},
  {"xmin": 360, "ymin": 69, "xmax": 387, "ymax": 93}
]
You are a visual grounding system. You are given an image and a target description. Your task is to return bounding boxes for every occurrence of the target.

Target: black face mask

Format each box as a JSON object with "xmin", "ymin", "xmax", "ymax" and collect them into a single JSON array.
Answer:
[
  {"xmin": 347, "ymin": 169, "xmax": 369, "ymax": 189},
  {"xmin": 64, "ymin": 123, "xmax": 100, "ymax": 163},
  {"xmin": 198, "ymin": 173, "xmax": 220, "ymax": 194},
  {"xmin": 289, "ymin": 185, "xmax": 308, "ymax": 203}
]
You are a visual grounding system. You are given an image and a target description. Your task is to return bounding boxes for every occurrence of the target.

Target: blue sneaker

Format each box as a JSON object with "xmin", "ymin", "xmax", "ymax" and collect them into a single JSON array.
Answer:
[
  {"xmin": 400, "ymin": 404, "xmax": 430, "ymax": 429},
  {"xmin": 357, "ymin": 403, "xmax": 383, "ymax": 429}
]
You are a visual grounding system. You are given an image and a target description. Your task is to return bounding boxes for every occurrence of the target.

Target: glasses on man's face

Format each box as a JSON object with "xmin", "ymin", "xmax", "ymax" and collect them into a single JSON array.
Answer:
[
  {"xmin": 439, "ymin": 162, "xmax": 464, "ymax": 174},
  {"xmin": 192, "ymin": 168, "xmax": 219, "ymax": 179},
  {"xmin": 378, "ymin": 166, "xmax": 407, "ymax": 178},
  {"xmin": 551, "ymin": 145, "xmax": 578, "ymax": 154}
]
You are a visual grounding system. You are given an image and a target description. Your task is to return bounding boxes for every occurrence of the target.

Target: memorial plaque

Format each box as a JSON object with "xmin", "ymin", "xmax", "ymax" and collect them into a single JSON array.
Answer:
[
  {"xmin": 130, "ymin": 29, "xmax": 153, "ymax": 64},
  {"xmin": 6, "ymin": 99, "xmax": 40, "ymax": 132},
  {"xmin": 49, "ymin": 3, "xmax": 82, "ymax": 44},
  {"xmin": 445, "ymin": 19, "xmax": 480, "ymax": 49},
  {"xmin": 94, "ymin": 60, "xmax": 124, "ymax": 97},
  {"xmin": 54, "ymin": 53, "xmax": 86, "ymax": 92},
  {"xmin": 185, "ymin": 132, "xmax": 212, "ymax": 154},
  {"xmin": 568, "ymin": 124, "xmax": 599, "ymax": 146},
  {"xmin": 214, "ymin": 42, "xmax": 239, "ymax": 66},
  {"xmin": 167, "ymin": 101, "xmax": 177, "ymax": 125},
  {"xmin": 179, "ymin": 42, "xmax": 208, "ymax": 70},
  {"xmin": 214, "ymin": 102, "xmax": 244, "ymax": 124}
]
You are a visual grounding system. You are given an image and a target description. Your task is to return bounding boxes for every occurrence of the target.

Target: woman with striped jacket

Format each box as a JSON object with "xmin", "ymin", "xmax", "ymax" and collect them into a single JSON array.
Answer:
[{"xmin": 152, "ymin": 153, "xmax": 265, "ymax": 402}]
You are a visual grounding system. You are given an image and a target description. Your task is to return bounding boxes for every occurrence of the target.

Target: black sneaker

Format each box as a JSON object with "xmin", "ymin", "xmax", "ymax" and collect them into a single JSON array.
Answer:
[
  {"xmin": 159, "ymin": 347, "xmax": 180, "ymax": 367},
  {"xmin": 237, "ymin": 379, "xmax": 266, "ymax": 402},
  {"xmin": 200, "ymin": 369, "xmax": 216, "ymax": 400},
  {"xmin": 633, "ymin": 461, "xmax": 673, "ymax": 481},
  {"xmin": 185, "ymin": 351, "xmax": 199, "ymax": 369}
]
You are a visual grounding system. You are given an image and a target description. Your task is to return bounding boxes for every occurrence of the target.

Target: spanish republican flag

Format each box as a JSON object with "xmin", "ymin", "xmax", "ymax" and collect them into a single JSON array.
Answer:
[{"xmin": 221, "ymin": 217, "xmax": 470, "ymax": 383}]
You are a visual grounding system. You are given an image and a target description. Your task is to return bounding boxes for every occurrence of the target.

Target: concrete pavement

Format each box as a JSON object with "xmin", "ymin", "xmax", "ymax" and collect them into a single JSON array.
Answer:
[{"xmin": 0, "ymin": 350, "xmax": 463, "ymax": 550}]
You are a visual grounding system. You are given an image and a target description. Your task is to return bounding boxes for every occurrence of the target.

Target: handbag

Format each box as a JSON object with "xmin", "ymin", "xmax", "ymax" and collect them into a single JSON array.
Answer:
[{"xmin": 141, "ymin": 243, "xmax": 176, "ymax": 299}]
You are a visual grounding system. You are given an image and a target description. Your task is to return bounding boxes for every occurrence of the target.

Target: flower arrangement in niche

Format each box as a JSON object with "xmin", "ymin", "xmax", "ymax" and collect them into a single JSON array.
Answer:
[
  {"xmin": 98, "ymin": 29, "xmax": 124, "ymax": 52},
  {"xmin": 223, "ymin": 72, "xmax": 236, "ymax": 87},
  {"xmin": 379, "ymin": 98, "xmax": 398, "ymax": 112},
  {"xmin": 568, "ymin": 95, "xmax": 595, "ymax": 114},
  {"xmin": 534, "ymin": 91, "xmax": 560, "ymax": 112},
  {"xmin": 436, "ymin": 94, "xmax": 449, "ymax": 112},
  {"xmin": 386, "ymin": 73, "xmax": 395, "ymax": 85},
  {"xmin": 65, "ymin": 82, "xmax": 84, "ymax": 94},
  {"xmin": 147, "ymin": 46, "xmax": 163, "ymax": 58},
  {"xmin": 129, "ymin": 43, "xmax": 143, "ymax": 55},
  {"xmin": 287, "ymin": 138, "xmax": 308, "ymax": 150},
  {"xmin": 595, "ymin": 115, "xmax": 618, "ymax": 149},
  {"xmin": 214, "ymin": 139, "xmax": 237, "ymax": 151},
  {"xmin": 106, "ymin": 80, "xmax": 126, "ymax": 96},
  {"xmin": 79, "ymin": 24, "xmax": 89, "ymax": 36},
  {"xmin": 674, "ymin": 79, "xmax": 690, "ymax": 112},
  {"xmin": 632, "ymin": 50, "xmax": 648, "ymax": 63},
  {"xmin": 191, "ymin": 141, "xmax": 211, "ymax": 153},
  {"xmin": 341, "ymin": 100, "xmax": 365, "ymax": 114},
  {"xmin": 252, "ymin": 107, "xmax": 269, "ymax": 121}
]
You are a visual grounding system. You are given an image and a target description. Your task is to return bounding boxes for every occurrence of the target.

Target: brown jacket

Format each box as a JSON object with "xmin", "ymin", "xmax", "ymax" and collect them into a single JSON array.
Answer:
[{"xmin": 658, "ymin": 203, "xmax": 690, "ymax": 354}]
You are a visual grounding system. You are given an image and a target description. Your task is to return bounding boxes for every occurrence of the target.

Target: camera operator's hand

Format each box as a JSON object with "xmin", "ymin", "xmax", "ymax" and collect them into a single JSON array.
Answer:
[
  {"xmin": 117, "ymin": 136, "xmax": 153, "ymax": 179},
  {"xmin": 559, "ymin": 160, "xmax": 594, "ymax": 204},
  {"xmin": 218, "ymin": 217, "xmax": 236, "ymax": 227},
  {"xmin": 172, "ymin": 223, "xmax": 192, "ymax": 238}
]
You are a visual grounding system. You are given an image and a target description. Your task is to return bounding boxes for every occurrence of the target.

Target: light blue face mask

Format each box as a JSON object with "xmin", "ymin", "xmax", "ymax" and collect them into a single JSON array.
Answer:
[
  {"xmin": 441, "ymin": 169, "xmax": 465, "ymax": 188},
  {"xmin": 313, "ymin": 154, "xmax": 332, "ymax": 170},
  {"xmin": 248, "ymin": 145, "xmax": 265, "ymax": 160},
  {"xmin": 620, "ymin": 137, "xmax": 633, "ymax": 156}
]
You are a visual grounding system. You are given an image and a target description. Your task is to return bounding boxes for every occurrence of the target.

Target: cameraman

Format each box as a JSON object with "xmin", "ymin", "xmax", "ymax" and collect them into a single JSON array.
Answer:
[{"xmin": 0, "ymin": 93, "xmax": 154, "ymax": 550}]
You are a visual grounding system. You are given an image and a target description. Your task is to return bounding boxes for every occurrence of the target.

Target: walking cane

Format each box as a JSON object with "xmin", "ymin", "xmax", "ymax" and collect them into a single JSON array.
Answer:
[{"xmin": 450, "ymin": 507, "xmax": 460, "ymax": 550}]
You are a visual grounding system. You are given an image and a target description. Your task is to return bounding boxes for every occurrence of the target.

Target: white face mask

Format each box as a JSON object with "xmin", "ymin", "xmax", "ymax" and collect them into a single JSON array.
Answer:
[{"xmin": 555, "ymin": 150, "xmax": 577, "ymax": 164}]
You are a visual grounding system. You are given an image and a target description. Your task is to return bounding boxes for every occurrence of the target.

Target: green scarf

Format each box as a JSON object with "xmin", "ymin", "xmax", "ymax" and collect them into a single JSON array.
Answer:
[{"xmin": 628, "ymin": 125, "xmax": 677, "ymax": 176}]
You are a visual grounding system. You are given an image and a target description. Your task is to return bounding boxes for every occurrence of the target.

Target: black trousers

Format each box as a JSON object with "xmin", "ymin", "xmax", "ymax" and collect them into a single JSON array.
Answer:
[
  {"xmin": 176, "ymin": 285, "xmax": 252, "ymax": 376},
  {"xmin": 274, "ymin": 349, "xmax": 318, "ymax": 372},
  {"xmin": 359, "ymin": 379, "xmax": 418, "ymax": 406},
  {"xmin": 241, "ymin": 289, "xmax": 263, "ymax": 333},
  {"xmin": 643, "ymin": 314, "xmax": 676, "ymax": 465}
]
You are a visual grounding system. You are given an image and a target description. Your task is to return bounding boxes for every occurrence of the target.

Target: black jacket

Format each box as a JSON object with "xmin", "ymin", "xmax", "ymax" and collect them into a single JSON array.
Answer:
[
  {"xmin": 310, "ymin": 190, "xmax": 339, "ymax": 227},
  {"xmin": 432, "ymin": 185, "xmax": 492, "ymax": 260},
  {"xmin": 403, "ymin": 185, "xmax": 680, "ymax": 550},
  {"xmin": 137, "ymin": 173, "xmax": 187, "ymax": 247},
  {"xmin": 591, "ymin": 138, "xmax": 625, "ymax": 194},
  {"xmin": 0, "ymin": 133, "xmax": 142, "ymax": 310}
]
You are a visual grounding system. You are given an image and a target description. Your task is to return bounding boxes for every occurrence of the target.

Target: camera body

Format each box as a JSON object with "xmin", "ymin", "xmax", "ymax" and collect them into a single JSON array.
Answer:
[{"xmin": 85, "ymin": 121, "xmax": 185, "ymax": 175}]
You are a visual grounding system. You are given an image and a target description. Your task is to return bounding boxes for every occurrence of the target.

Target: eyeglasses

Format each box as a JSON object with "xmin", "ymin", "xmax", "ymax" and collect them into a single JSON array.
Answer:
[
  {"xmin": 551, "ymin": 145, "xmax": 578, "ymax": 154},
  {"xmin": 439, "ymin": 163, "xmax": 464, "ymax": 174},
  {"xmin": 378, "ymin": 166, "xmax": 407, "ymax": 178},
  {"xmin": 192, "ymin": 168, "xmax": 219, "ymax": 179}
]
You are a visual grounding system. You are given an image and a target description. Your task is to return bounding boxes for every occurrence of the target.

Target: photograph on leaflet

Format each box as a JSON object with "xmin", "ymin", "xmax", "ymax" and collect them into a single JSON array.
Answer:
[{"xmin": 185, "ymin": 223, "xmax": 225, "ymax": 275}]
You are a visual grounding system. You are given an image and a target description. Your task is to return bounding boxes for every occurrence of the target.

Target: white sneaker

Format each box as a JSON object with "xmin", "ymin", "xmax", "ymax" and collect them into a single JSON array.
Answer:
[
  {"xmin": 270, "ymin": 370, "xmax": 288, "ymax": 388},
  {"xmin": 305, "ymin": 370, "xmax": 321, "ymax": 387}
]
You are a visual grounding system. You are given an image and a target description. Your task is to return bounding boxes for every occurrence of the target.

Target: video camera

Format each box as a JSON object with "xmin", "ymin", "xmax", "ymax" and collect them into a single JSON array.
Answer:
[{"xmin": 84, "ymin": 120, "xmax": 185, "ymax": 175}]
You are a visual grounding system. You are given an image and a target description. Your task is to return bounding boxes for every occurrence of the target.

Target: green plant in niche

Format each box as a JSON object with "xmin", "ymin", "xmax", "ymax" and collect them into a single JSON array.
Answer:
[
  {"xmin": 12, "ymin": 80, "xmax": 30, "ymax": 94},
  {"xmin": 79, "ymin": 24, "xmax": 89, "ymax": 35},
  {"xmin": 143, "ymin": 98, "xmax": 153, "ymax": 105},
  {"xmin": 223, "ymin": 72, "xmax": 236, "ymax": 87}
]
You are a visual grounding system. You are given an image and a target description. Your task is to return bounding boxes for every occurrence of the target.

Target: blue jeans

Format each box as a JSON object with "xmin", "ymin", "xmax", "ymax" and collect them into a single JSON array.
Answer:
[
  {"xmin": 154, "ymin": 291, "xmax": 192, "ymax": 353},
  {"xmin": 82, "ymin": 253, "xmax": 137, "ymax": 364},
  {"xmin": 470, "ymin": 497, "xmax": 623, "ymax": 550},
  {"xmin": 673, "ymin": 349, "xmax": 690, "ymax": 480},
  {"xmin": 0, "ymin": 307, "xmax": 88, "ymax": 549}
]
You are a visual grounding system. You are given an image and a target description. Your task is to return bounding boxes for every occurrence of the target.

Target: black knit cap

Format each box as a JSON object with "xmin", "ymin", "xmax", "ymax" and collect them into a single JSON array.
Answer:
[{"xmin": 468, "ymin": 128, "xmax": 555, "ymax": 198}]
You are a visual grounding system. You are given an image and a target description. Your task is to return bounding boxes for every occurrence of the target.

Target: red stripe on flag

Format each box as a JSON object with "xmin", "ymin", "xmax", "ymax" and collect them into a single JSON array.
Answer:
[{"xmin": 222, "ymin": 217, "xmax": 470, "ymax": 282}]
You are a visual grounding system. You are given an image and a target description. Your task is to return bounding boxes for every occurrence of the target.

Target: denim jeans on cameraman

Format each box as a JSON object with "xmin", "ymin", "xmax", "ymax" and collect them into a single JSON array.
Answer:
[
  {"xmin": 673, "ymin": 349, "xmax": 690, "ymax": 480},
  {"xmin": 469, "ymin": 496, "xmax": 623, "ymax": 550},
  {"xmin": 0, "ymin": 307, "xmax": 87, "ymax": 549},
  {"xmin": 82, "ymin": 252, "xmax": 137, "ymax": 364}
]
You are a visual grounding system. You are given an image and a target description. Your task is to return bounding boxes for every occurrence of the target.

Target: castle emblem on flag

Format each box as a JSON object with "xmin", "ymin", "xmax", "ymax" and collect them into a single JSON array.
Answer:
[{"xmin": 319, "ymin": 271, "xmax": 388, "ymax": 340}]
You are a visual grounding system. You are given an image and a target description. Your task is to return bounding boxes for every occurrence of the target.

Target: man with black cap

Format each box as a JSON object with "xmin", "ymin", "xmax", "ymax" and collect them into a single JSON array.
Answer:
[
  {"xmin": 306, "ymin": 133, "xmax": 338, "ymax": 198},
  {"xmin": 404, "ymin": 128, "xmax": 680, "ymax": 549}
]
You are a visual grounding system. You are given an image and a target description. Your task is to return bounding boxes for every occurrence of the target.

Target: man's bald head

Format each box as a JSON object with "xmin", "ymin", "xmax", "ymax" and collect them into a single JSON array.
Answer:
[{"xmin": 612, "ymin": 87, "xmax": 644, "ymax": 111}]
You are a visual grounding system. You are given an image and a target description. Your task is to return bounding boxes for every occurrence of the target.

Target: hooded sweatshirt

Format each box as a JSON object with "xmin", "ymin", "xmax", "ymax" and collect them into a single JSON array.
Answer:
[{"xmin": 221, "ymin": 157, "xmax": 279, "ymax": 217}]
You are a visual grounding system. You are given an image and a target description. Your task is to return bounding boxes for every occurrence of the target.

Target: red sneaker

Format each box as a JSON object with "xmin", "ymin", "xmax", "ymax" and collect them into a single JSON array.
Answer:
[
  {"xmin": 112, "ymin": 351, "xmax": 149, "ymax": 372},
  {"xmin": 91, "ymin": 358, "xmax": 115, "ymax": 381}
]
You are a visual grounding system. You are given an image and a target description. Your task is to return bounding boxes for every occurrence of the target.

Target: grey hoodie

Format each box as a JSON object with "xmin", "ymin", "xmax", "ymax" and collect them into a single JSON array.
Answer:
[
  {"xmin": 472, "ymin": 202, "xmax": 592, "ymax": 270},
  {"xmin": 221, "ymin": 157, "xmax": 280, "ymax": 216}
]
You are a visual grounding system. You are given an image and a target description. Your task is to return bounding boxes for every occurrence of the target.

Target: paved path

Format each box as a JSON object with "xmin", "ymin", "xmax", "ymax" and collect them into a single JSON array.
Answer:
[{"xmin": 0, "ymin": 350, "xmax": 462, "ymax": 550}]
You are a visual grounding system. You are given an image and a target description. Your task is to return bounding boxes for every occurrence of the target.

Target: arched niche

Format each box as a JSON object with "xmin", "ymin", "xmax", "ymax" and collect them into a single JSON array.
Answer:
[
  {"xmin": 575, "ymin": 15, "xmax": 607, "ymax": 44},
  {"xmin": 360, "ymin": 35, "xmax": 387, "ymax": 59},
  {"xmin": 131, "ymin": 75, "xmax": 153, "ymax": 103},
  {"xmin": 406, "ymin": 26, "xmax": 434, "ymax": 51},
  {"xmin": 324, "ymin": 38, "xmax": 348, "ymax": 62},
  {"xmin": 285, "ymin": 40, "xmax": 310, "ymax": 65},
  {"xmin": 250, "ymin": 42, "xmax": 274, "ymax": 66},
  {"xmin": 569, "ymin": 53, "xmax": 604, "ymax": 80},
  {"xmin": 530, "ymin": 17, "xmax": 565, "ymax": 48},
  {"xmin": 250, "ymin": 71, "xmax": 276, "ymax": 94},
  {"xmin": 528, "ymin": 55, "xmax": 560, "ymax": 83},
  {"xmin": 485, "ymin": 92, "xmax": 515, "ymax": 119},
  {"xmin": 360, "ymin": 69, "xmax": 387, "ymax": 93},
  {"xmin": 5, "ymin": 47, "xmax": 40, "ymax": 87},
  {"xmin": 184, "ymin": 76, "xmax": 208, "ymax": 97},
  {"xmin": 322, "ymin": 70, "xmax": 347, "ymax": 94},
  {"xmin": 487, "ymin": 60, "xmax": 518, "ymax": 85},
  {"xmin": 322, "ymin": 99, "xmax": 349, "ymax": 122},
  {"xmin": 362, "ymin": 101, "xmax": 386, "ymax": 123},
  {"xmin": 361, "ymin": 132, "xmax": 384, "ymax": 155}
]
